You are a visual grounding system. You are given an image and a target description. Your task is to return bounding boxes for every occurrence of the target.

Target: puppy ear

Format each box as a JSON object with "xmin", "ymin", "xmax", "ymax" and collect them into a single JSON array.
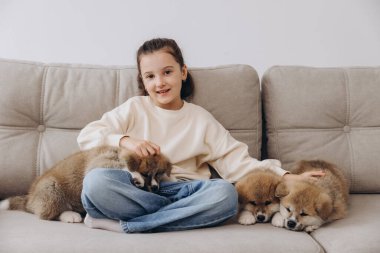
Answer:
[
  {"xmin": 157, "ymin": 154, "xmax": 172, "ymax": 176},
  {"xmin": 316, "ymin": 193, "xmax": 333, "ymax": 221},
  {"xmin": 234, "ymin": 182, "xmax": 248, "ymax": 204},
  {"xmin": 275, "ymin": 182, "xmax": 289, "ymax": 198},
  {"xmin": 165, "ymin": 161, "xmax": 172, "ymax": 176},
  {"xmin": 127, "ymin": 153, "xmax": 142, "ymax": 172}
]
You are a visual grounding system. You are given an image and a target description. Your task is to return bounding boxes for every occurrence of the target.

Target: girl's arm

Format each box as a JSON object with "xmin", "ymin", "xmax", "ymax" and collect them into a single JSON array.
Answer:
[
  {"xmin": 199, "ymin": 116, "xmax": 287, "ymax": 183},
  {"xmin": 77, "ymin": 103, "xmax": 131, "ymax": 150}
]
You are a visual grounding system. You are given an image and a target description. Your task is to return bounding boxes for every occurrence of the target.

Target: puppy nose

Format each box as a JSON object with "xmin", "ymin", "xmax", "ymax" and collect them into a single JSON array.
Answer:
[
  {"xmin": 151, "ymin": 185, "xmax": 159, "ymax": 192},
  {"xmin": 257, "ymin": 215, "xmax": 265, "ymax": 223},
  {"xmin": 287, "ymin": 220, "xmax": 297, "ymax": 228}
]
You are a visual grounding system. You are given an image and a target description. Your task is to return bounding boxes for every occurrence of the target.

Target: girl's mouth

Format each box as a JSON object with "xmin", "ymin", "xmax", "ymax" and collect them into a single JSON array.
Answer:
[{"xmin": 157, "ymin": 89, "xmax": 170, "ymax": 94}]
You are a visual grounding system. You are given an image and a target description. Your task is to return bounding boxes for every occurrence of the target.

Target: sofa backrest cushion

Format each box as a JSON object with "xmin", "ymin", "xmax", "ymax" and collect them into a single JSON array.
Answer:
[
  {"xmin": 0, "ymin": 59, "xmax": 261, "ymax": 199},
  {"xmin": 262, "ymin": 66, "xmax": 380, "ymax": 193}
]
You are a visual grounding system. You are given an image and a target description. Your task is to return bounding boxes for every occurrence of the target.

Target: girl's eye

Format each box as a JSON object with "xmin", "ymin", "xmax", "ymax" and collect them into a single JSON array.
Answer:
[
  {"xmin": 164, "ymin": 70, "xmax": 172, "ymax": 75},
  {"xmin": 264, "ymin": 201, "xmax": 272, "ymax": 206},
  {"xmin": 145, "ymin": 74, "xmax": 154, "ymax": 79}
]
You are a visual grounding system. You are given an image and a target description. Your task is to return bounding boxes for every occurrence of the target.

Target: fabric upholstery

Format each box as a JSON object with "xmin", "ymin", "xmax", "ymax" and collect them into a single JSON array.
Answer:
[
  {"xmin": 1, "ymin": 59, "xmax": 380, "ymax": 253},
  {"xmin": 311, "ymin": 194, "xmax": 380, "ymax": 253},
  {"xmin": 0, "ymin": 211, "xmax": 323, "ymax": 253},
  {"xmin": 0, "ymin": 59, "xmax": 261, "ymax": 199},
  {"xmin": 262, "ymin": 66, "xmax": 380, "ymax": 193}
]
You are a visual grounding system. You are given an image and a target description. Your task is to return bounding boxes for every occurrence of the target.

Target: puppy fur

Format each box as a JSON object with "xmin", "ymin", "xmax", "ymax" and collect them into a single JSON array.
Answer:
[
  {"xmin": 0, "ymin": 146, "xmax": 171, "ymax": 223},
  {"xmin": 235, "ymin": 169, "xmax": 281, "ymax": 225},
  {"xmin": 271, "ymin": 160, "xmax": 349, "ymax": 232}
]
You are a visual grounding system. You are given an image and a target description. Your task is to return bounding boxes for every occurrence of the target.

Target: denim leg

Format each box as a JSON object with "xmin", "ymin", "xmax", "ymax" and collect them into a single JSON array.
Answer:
[
  {"xmin": 81, "ymin": 168, "xmax": 171, "ymax": 220},
  {"xmin": 82, "ymin": 169, "xmax": 238, "ymax": 233},
  {"xmin": 122, "ymin": 179, "xmax": 238, "ymax": 233}
]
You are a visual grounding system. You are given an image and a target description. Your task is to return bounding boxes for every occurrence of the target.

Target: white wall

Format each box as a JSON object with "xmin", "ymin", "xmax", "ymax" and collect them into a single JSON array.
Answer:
[{"xmin": 0, "ymin": 0, "xmax": 379, "ymax": 75}]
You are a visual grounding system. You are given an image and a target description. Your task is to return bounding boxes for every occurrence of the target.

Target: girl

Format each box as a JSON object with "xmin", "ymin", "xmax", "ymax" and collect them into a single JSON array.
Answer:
[{"xmin": 78, "ymin": 38, "xmax": 323, "ymax": 233}]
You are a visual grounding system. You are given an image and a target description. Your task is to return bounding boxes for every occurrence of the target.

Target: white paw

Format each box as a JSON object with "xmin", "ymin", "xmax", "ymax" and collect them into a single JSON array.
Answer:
[
  {"xmin": 305, "ymin": 225, "xmax": 319, "ymax": 232},
  {"xmin": 238, "ymin": 210, "xmax": 257, "ymax": 225},
  {"xmin": 0, "ymin": 199, "xmax": 10, "ymax": 210},
  {"xmin": 59, "ymin": 211, "xmax": 82, "ymax": 223},
  {"xmin": 129, "ymin": 171, "xmax": 145, "ymax": 188},
  {"xmin": 271, "ymin": 212, "xmax": 284, "ymax": 227}
]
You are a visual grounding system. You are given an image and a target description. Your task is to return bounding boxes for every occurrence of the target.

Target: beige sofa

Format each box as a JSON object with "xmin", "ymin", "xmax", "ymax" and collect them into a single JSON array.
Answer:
[{"xmin": 0, "ymin": 58, "xmax": 379, "ymax": 253}]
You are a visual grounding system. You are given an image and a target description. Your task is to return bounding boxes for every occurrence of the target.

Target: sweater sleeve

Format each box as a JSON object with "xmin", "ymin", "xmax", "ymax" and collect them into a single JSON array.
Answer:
[
  {"xmin": 77, "ymin": 101, "xmax": 132, "ymax": 150},
  {"xmin": 203, "ymin": 117, "xmax": 288, "ymax": 183}
]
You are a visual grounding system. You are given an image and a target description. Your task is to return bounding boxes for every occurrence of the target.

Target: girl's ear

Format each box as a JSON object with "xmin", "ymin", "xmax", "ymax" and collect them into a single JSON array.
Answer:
[{"xmin": 182, "ymin": 64, "xmax": 188, "ymax": 81}]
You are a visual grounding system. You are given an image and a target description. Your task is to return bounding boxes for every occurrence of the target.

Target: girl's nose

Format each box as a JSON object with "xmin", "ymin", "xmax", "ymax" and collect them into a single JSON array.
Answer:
[{"xmin": 156, "ymin": 75, "xmax": 165, "ymax": 86}]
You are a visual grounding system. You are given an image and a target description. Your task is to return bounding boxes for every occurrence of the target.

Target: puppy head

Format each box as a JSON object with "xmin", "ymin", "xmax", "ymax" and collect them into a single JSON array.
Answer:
[
  {"xmin": 276, "ymin": 181, "xmax": 333, "ymax": 231},
  {"xmin": 127, "ymin": 152, "xmax": 172, "ymax": 192},
  {"xmin": 236, "ymin": 170, "xmax": 281, "ymax": 223}
]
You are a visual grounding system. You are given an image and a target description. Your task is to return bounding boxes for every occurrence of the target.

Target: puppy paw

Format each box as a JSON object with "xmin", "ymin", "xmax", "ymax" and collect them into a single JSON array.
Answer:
[
  {"xmin": 0, "ymin": 199, "xmax": 10, "ymax": 210},
  {"xmin": 129, "ymin": 171, "xmax": 145, "ymax": 188},
  {"xmin": 238, "ymin": 210, "xmax": 256, "ymax": 225},
  {"xmin": 304, "ymin": 225, "xmax": 320, "ymax": 233},
  {"xmin": 271, "ymin": 212, "xmax": 284, "ymax": 227},
  {"xmin": 59, "ymin": 211, "xmax": 82, "ymax": 223}
]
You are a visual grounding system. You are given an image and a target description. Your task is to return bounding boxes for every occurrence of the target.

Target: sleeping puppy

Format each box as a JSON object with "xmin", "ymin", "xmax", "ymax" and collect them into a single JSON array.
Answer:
[
  {"xmin": 0, "ymin": 145, "xmax": 172, "ymax": 223},
  {"xmin": 271, "ymin": 160, "xmax": 349, "ymax": 232},
  {"xmin": 235, "ymin": 169, "xmax": 281, "ymax": 225}
]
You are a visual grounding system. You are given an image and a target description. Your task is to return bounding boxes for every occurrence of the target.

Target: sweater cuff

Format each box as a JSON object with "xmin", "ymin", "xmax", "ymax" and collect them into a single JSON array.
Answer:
[
  {"xmin": 105, "ymin": 134, "xmax": 126, "ymax": 147},
  {"xmin": 260, "ymin": 159, "xmax": 289, "ymax": 176},
  {"xmin": 272, "ymin": 166, "xmax": 290, "ymax": 177}
]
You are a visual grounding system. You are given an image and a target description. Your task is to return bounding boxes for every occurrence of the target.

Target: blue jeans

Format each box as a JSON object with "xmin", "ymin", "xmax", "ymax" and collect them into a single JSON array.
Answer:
[{"xmin": 81, "ymin": 168, "xmax": 238, "ymax": 233}]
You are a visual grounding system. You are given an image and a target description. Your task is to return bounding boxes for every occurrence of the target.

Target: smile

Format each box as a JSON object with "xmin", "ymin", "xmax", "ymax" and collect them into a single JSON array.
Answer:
[{"xmin": 157, "ymin": 89, "xmax": 170, "ymax": 94}]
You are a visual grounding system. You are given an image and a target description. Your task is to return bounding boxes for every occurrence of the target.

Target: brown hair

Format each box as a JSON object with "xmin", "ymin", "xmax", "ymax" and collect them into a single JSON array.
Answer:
[{"xmin": 136, "ymin": 38, "xmax": 194, "ymax": 100}]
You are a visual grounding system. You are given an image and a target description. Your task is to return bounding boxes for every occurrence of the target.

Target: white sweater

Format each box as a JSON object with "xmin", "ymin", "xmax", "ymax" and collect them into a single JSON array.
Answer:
[{"xmin": 77, "ymin": 96, "xmax": 287, "ymax": 183}]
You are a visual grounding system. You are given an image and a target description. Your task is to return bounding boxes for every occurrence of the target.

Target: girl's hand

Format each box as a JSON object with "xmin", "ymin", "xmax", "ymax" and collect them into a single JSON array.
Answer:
[
  {"xmin": 283, "ymin": 170, "xmax": 325, "ymax": 182},
  {"xmin": 119, "ymin": 136, "xmax": 160, "ymax": 157}
]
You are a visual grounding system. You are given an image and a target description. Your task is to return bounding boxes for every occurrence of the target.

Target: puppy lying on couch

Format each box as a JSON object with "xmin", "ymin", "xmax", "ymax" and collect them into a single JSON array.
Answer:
[
  {"xmin": 271, "ymin": 160, "xmax": 349, "ymax": 232},
  {"xmin": 0, "ymin": 146, "xmax": 172, "ymax": 223},
  {"xmin": 235, "ymin": 169, "xmax": 281, "ymax": 225}
]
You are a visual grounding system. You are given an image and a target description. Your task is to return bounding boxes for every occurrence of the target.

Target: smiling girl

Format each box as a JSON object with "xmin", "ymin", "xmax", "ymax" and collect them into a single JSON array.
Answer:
[{"xmin": 77, "ymin": 38, "xmax": 323, "ymax": 233}]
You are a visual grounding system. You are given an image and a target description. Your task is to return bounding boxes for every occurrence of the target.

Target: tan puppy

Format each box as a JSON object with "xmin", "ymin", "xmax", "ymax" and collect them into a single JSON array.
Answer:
[
  {"xmin": 0, "ymin": 146, "xmax": 172, "ymax": 223},
  {"xmin": 236, "ymin": 169, "xmax": 281, "ymax": 225},
  {"xmin": 271, "ymin": 160, "xmax": 349, "ymax": 232}
]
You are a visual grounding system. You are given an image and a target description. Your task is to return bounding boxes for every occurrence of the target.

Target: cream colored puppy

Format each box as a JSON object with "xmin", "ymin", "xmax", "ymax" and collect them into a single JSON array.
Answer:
[
  {"xmin": 271, "ymin": 160, "xmax": 349, "ymax": 232},
  {"xmin": 236, "ymin": 169, "xmax": 281, "ymax": 225}
]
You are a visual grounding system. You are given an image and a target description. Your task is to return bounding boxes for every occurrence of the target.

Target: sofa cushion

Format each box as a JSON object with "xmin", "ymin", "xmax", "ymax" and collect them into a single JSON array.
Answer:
[
  {"xmin": 311, "ymin": 194, "xmax": 380, "ymax": 253},
  {"xmin": 262, "ymin": 66, "xmax": 380, "ymax": 193},
  {"xmin": 0, "ymin": 59, "xmax": 261, "ymax": 199},
  {"xmin": 0, "ymin": 211, "xmax": 323, "ymax": 253}
]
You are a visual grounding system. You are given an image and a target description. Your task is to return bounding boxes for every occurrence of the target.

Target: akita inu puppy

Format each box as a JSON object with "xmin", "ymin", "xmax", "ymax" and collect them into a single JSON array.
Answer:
[
  {"xmin": 271, "ymin": 160, "xmax": 349, "ymax": 232},
  {"xmin": 0, "ymin": 146, "xmax": 171, "ymax": 223}
]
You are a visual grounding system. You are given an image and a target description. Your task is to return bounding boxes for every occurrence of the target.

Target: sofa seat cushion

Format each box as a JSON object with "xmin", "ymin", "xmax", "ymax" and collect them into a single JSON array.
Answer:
[
  {"xmin": 311, "ymin": 194, "xmax": 380, "ymax": 253},
  {"xmin": 0, "ymin": 211, "xmax": 323, "ymax": 253},
  {"xmin": 262, "ymin": 66, "xmax": 380, "ymax": 193}
]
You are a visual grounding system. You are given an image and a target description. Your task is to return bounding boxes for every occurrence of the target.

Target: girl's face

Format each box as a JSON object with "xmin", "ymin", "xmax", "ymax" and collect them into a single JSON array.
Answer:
[{"xmin": 139, "ymin": 49, "xmax": 187, "ymax": 110}]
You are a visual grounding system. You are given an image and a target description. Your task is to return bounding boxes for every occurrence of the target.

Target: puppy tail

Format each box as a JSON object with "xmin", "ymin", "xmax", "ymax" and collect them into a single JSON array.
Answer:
[{"xmin": 0, "ymin": 195, "xmax": 28, "ymax": 211}]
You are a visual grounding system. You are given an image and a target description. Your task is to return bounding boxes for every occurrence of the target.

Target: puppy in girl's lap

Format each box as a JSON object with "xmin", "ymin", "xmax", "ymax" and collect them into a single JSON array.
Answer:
[{"xmin": 0, "ymin": 146, "xmax": 171, "ymax": 222}]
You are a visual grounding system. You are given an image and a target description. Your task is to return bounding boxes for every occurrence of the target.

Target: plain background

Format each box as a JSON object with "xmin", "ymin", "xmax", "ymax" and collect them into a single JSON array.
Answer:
[{"xmin": 0, "ymin": 0, "xmax": 379, "ymax": 75}]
